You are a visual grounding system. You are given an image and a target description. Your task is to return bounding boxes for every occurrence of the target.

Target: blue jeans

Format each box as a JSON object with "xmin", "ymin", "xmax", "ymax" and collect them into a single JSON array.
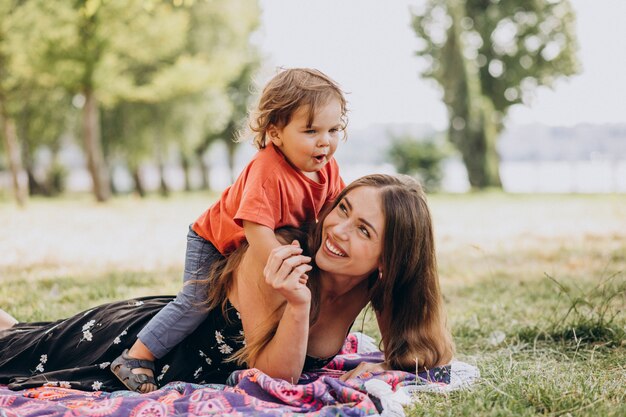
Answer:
[{"xmin": 137, "ymin": 226, "xmax": 223, "ymax": 359}]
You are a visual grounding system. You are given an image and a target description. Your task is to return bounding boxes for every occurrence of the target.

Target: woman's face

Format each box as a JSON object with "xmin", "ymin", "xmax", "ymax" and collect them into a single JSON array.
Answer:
[{"xmin": 315, "ymin": 186, "xmax": 384, "ymax": 280}]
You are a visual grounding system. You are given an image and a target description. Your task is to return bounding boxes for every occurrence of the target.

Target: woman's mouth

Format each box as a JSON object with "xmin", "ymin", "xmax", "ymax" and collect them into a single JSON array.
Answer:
[{"xmin": 324, "ymin": 238, "xmax": 347, "ymax": 257}]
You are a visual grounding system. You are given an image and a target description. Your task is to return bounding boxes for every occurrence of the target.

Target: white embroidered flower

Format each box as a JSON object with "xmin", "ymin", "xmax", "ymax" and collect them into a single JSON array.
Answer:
[
  {"xmin": 214, "ymin": 331, "xmax": 224, "ymax": 344},
  {"xmin": 199, "ymin": 350, "xmax": 206, "ymax": 357},
  {"xmin": 113, "ymin": 328, "xmax": 128, "ymax": 345},
  {"xmin": 82, "ymin": 330, "xmax": 93, "ymax": 341},
  {"xmin": 82, "ymin": 320, "xmax": 95, "ymax": 331},
  {"xmin": 205, "ymin": 357, "xmax": 212, "ymax": 365},
  {"xmin": 193, "ymin": 367, "xmax": 202, "ymax": 379},
  {"xmin": 91, "ymin": 381, "xmax": 103, "ymax": 391},
  {"xmin": 40, "ymin": 354, "xmax": 48, "ymax": 363},
  {"xmin": 236, "ymin": 312, "xmax": 241, "ymax": 319},
  {"xmin": 99, "ymin": 362, "xmax": 111, "ymax": 369},
  {"xmin": 218, "ymin": 344, "xmax": 233, "ymax": 354},
  {"xmin": 59, "ymin": 381, "xmax": 71, "ymax": 389},
  {"xmin": 35, "ymin": 363, "xmax": 45, "ymax": 373},
  {"xmin": 134, "ymin": 301, "xmax": 144, "ymax": 306},
  {"xmin": 157, "ymin": 364, "xmax": 170, "ymax": 381}
]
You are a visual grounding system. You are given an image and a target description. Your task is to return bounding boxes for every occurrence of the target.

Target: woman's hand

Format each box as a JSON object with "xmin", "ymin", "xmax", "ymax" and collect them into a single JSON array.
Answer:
[
  {"xmin": 263, "ymin": 240, "xmax": 312, "ymax": 307},
  {"xmin": 339, "ymin": 361, "xmax": 390, "ymax": 381}
]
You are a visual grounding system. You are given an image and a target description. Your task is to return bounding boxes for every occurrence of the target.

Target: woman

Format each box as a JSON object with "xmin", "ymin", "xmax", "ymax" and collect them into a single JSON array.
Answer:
[{"xmin": 0, "ymin": 174, "xmax": 454, "ymax": 391}]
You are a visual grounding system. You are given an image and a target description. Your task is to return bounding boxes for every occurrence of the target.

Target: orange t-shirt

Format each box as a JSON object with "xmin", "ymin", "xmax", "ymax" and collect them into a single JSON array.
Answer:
[{"xmin": 192, "ymin": 143, "xmax": 344, "ymax": 255}]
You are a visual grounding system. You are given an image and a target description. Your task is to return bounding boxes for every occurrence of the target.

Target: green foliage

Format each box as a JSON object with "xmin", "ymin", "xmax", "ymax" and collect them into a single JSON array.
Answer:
[
  {"xmin": 412, "ymin": 0, "xmax": 580, "ymax": 189},
  {"xmin": 1, "ymin": 0, "xmax": 261, "ymax": 198},
  {"xmin": 387, "ymin": 134, "xmax": 448, "ymax": 192}
]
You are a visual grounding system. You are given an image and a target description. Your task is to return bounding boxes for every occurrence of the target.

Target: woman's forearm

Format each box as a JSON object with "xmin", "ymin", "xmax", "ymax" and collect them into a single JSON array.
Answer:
[{"xmin": 251, "ymin": 302, "xmax": 310, "ymax": 382}]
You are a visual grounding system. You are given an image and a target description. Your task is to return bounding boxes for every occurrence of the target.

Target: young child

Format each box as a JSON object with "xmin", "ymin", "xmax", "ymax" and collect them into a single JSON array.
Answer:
[{"xmin": 111, "ymin": 68, "xmax": 347, "ymax": 392}]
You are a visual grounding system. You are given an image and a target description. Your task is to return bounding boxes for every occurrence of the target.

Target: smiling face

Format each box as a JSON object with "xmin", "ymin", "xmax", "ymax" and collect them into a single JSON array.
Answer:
[
  {"xmin": 267, "ymin": 98, "xmax": 343, "ymax": 179},
  {"xmin": 315, "ymin": 186, "xmax": 385, "ymax": 282}
]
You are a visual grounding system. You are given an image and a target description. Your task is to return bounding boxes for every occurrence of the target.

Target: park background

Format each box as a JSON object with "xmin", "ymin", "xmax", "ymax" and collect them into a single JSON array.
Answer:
[{"xmin": 1, "ymin": 1, "xmax": 624, "ymax": 416}]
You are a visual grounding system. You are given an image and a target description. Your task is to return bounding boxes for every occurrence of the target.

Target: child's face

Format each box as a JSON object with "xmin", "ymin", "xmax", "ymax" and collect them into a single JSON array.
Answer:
[{"xmin": 268, "ymin": 99, "xmax": 343, "ymax": 175}]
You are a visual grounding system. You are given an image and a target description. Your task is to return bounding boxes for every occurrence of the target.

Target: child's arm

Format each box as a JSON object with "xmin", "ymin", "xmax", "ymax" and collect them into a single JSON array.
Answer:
[{"xmin": 242, "ymin": 220, "xmax": 283, "ymax": 264}]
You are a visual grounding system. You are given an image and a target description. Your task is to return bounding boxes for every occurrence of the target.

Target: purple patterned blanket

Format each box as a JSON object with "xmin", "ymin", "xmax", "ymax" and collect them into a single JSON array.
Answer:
[{"xmin": 0, "ymin": 336, "xmax": 451, "ymax": 417}]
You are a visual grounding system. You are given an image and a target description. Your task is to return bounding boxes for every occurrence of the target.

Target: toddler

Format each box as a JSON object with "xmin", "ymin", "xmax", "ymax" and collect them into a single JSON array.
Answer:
[{"xmin": 111, "ymin": 68, "xmax": 347, "ymax": 392}]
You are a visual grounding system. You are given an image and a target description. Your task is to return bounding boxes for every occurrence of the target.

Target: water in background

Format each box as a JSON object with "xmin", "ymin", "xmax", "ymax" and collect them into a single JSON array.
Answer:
[{"xmin": 2, "ymin": 123, "xmax": 625, "ymax": 194}]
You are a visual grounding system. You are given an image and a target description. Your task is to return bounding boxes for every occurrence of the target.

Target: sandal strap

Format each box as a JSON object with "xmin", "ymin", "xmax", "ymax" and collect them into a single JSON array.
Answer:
[
  {"xmin": 121, "ymin": 349, "xmax": 156, "ymax": 372},
  {"xmin": 133, "ymin": 373, "xmax": 156, "ymax": 385}
]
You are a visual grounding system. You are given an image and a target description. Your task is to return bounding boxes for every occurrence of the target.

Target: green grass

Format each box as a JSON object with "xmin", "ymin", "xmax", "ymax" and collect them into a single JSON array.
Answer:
[{"xmin": 1, "ymin": 191, "xmax": 625, "ymax": 416}]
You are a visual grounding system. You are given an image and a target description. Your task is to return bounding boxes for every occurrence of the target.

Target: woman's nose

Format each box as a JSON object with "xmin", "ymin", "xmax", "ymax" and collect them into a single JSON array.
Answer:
[{"xmin": 331, "ymin": 220, "xmax": 350, "ymax": 240}]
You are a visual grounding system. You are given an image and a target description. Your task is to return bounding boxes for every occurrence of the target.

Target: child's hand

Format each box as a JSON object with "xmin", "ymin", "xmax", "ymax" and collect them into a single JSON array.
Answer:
[{"xmin": 263, "ymin": 240, "xmax": 312, "ymax": 306}]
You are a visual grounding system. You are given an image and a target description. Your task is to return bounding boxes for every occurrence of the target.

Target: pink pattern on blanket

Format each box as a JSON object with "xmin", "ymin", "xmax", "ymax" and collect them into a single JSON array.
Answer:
[{"xmin": 0, "ymin": 334, "xmax": 451, "ymax": 417}]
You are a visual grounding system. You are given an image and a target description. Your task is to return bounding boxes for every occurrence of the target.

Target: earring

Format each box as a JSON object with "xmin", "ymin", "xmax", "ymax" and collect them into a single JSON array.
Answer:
[{"xmin": 378, "ymin": 270, "xmax": 383, "ymax": 280}]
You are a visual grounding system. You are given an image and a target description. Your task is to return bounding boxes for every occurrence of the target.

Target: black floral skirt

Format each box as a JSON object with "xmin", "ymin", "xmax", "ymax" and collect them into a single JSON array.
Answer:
[{"xmin": 0, "ymin": 296, "xmax": 245, "ymax": 391}]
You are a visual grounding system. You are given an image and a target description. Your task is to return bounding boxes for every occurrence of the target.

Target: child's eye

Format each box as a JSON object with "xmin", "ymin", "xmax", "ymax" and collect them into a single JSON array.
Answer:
[
  {"xmin": 358, "ymin": 225, "xmax": 370, "ymax": 238},
  {"xmin": 304, "ymin": 129, "xmax": 316, "ymax": 134}
]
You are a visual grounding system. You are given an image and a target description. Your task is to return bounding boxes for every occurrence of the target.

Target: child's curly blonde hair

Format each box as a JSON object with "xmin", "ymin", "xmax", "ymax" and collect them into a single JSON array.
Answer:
[{"xmin": 240, "ymin": 68, "xmax": 348, "ymax": 149}]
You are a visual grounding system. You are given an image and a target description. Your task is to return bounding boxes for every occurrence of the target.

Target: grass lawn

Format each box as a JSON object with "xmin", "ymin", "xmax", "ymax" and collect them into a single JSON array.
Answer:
[{"xmin": 1, "ymin": 191, "xmax": 625, "ymax": 416}]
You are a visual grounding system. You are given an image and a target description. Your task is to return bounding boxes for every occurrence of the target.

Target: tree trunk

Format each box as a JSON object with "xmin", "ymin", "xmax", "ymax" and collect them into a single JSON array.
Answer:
[
  {"xmin": 442, "ymin": 1, "xmax": 501, "ymax": 189},
  {"xmin": 181, "ymin": 151, "xmax": 192, "ymax": 192},
  {"xmin": 0, "ymin": 108, "xmax": 28, "ymax": 206},
  {"xmin": 155, "ymin": 140, "xmax": 169, "ymax": 197},
  {"xmin": 195, "ymin": 147, "xmax": 210, "ymax": 190},
  {"xmin": 22, "ymin": 142, "xmax": 50, "ymax": 196},
  {"xmin": 131, "ymin": 165, "xmax": 146, "ymax": 198},
  {"xmin": 83, "ymin": 89, "xmax": 111, "ymax": 202}
]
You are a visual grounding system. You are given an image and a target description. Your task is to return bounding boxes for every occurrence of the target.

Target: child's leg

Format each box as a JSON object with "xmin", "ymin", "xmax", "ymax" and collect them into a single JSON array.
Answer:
[
  {"xmin": 112, "ymin": 226, "xmax": 222, "ymax": 392},
  {"xmin": 138, "ymin": 227, "xmax": 222, "ymax": 356}
]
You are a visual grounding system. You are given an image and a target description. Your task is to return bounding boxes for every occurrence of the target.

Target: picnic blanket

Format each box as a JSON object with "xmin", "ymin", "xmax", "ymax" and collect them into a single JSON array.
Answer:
[{"xmin": 0, "ymin": 333, "xmax": 479, "ymax": 417}]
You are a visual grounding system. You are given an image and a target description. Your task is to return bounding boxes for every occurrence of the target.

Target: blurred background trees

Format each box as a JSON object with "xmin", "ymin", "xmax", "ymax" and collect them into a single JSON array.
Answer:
[
  {"xmin": 0, "ymin": 0, "xmax": 260, "ymax": 203},
  {"xmin": 412, "ymin": 0, "xmax": 579, "ymax": 189},
  {"xmin": 388, "ymin": 133, "xmax": 449, "ymax": 192},
  {"xmin": 1, "ymin": 0, "xmax": 586, "ymax": 203}
]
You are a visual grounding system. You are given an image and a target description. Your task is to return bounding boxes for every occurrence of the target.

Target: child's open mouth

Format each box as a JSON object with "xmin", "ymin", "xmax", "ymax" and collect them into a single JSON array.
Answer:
[{"xmin": 313, "ymin": 155, "xmax": 326, "ymax": 163}]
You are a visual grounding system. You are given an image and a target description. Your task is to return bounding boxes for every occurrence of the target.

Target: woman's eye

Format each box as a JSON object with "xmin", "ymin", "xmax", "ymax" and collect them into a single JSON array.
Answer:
[
  {"xmin": 338, "ymin": 202, "xmax": 348, "ymax": 214},
  {"xmin": 359, "ymin": 225, "xmax": 370, "ymax": 238}
]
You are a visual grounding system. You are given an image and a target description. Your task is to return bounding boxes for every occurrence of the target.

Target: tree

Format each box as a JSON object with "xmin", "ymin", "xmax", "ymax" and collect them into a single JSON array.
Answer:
[
  {"xmin": 412, "ymin": 0, "xmax": 579, "ymax": 188},
  {"xmin": 0, "ymin": 0, "xmax": 28, "ymax": 206},
  {"xmin": 9, "ymin": 0, "xmax": 190, "ymax": 201},
  {"xmin": 101, "ymin": 0, "xmax": 261, "ymax": 195}
]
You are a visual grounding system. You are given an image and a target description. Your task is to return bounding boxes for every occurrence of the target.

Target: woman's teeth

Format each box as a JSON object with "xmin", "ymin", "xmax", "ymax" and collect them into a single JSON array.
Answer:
[{"xmin": 325, "ymin": 239, "xmax": 346, "ymax": 257}]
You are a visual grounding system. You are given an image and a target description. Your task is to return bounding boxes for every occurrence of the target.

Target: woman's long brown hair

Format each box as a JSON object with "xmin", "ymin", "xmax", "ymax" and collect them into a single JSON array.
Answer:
[
  {"xmin": 308, "ymin": 174, "xmax": 454, "ymax": 370},
  {"xmin": 203, "ymin": 174, "xmax": 454, "ymax": 370}
]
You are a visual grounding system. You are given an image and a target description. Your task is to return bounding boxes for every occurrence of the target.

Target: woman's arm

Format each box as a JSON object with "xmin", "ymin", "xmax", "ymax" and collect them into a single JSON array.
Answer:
[{"xmin": 234, "ymin": 241, "xmax": 312, "ymax": 382}]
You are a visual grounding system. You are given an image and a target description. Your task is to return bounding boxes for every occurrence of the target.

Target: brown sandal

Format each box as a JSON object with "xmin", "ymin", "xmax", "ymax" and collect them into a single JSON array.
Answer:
[{"xmin": 110, "ymin": 349, "xmax": 157, "ymax": 392}]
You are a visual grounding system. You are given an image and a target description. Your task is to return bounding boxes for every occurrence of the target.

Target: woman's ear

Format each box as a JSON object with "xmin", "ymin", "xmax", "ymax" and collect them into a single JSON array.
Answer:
[{"xmin": 267, "ymin": 124, "xmax": 282, "ymax": 147}]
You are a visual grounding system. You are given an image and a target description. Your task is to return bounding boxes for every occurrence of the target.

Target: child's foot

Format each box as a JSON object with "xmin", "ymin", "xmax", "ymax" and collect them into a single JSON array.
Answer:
[{"xmin": 111, "ymin": 349, "xmax": 157, "ymax": 393}]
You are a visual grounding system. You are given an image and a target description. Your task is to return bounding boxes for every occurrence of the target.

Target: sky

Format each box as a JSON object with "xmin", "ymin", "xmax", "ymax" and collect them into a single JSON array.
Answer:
[{"xmin": 255, "ymin": 0, "xmax": 626, "ymax": 130}]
